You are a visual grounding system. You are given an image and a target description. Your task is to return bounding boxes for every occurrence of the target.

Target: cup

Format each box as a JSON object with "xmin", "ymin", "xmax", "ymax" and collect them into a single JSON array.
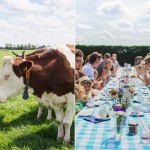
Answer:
[
  {"xmin": 99, "ymin": 109, "xmax": 107, "ymax": 119},
  {"xmin": 88, "ymin": 98, "xmax": 95, "ymax": 108}
]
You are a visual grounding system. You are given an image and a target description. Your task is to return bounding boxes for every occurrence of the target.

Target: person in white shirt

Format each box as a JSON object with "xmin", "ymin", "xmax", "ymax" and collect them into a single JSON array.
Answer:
[
  {"xmin": 82, "ymin": 52, "xmax": 102, "ymax": 88},
  {"xmin": 112, "ymin": 53, "xmax": 119, "ymax": 70}
]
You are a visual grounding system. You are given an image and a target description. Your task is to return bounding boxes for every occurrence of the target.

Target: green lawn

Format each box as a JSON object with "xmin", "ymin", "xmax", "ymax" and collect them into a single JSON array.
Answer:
[{"xmin": 0, "ymin": 50, "xmax": 74, "ymax": 150}]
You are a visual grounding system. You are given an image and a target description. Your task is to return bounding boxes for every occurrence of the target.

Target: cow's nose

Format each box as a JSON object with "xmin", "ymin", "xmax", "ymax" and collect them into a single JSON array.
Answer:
[{"xmin": 4, "ymin": 74, "xmax": 10, "ymax": 80}]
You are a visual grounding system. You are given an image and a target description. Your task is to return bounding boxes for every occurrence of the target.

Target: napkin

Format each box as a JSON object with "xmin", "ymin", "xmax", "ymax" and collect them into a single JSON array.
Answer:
[
  {"xmin": 83, "ymin": 116, "xmax": 102, "ymax": 123},
  {"xmin": 132, "ymin": 100, "xmax": 141, "ymax": 103},
  {"xmin": 141, "ymin": 108, "xmax": 150, "ymax": 113}
]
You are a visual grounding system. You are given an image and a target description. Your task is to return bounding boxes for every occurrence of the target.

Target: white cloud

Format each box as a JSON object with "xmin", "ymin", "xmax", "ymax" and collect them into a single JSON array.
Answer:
[
  {"xmin": 0, "ymin": 0, "xmax": 74, "ymax": 46},
  {"xmin": 0, "ymin": 14, "xmax": 69, "ymax": 46},
  {"xmin": 77, "ymin": 23, "xmax": 94, "ymax": 29},
  {"xmin": 44, "ymin": 0, "xmax": 75, "ymax": 19},
  {"xmin": 117, "ymin": 19, "xmax": 133, "ymax": 28},
  {"xmin": 97, "ymin": 1, "xmax": 126, "ymax": 16},
  {"xmin": 77, "ymin": 0, "xmax": 150, "ymax": 45},
  {"xmin": 53, "ymin": 8, "xmax": 75, "ymax": 19},
  {"xmin": 101, "ymin": 31, "xmax": 113, "ymax": 39},
  {"xmin": 143, "ymin": 1, "xmax": 150, "ymax": 14},
  {"xmin": 3, "ymin": 0, "xmax": 48, "ymax": 12},
  {"xmin": 0, "ymin": 5, "xmax": 4, "ymax": 11},
  {"xmin": 10, "ymin": 15, "xmax": 66, "ymax": 32},
  {"xmin": 44, "ymin": 0, "xmax": 74, "ymax": 8}
]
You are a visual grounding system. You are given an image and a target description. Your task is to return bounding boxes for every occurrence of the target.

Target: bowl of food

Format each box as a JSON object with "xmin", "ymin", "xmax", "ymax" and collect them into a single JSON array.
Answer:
[
  {"xmin": 130, "ymin": 74, "xmax": 136, "ymax": 78},
  {"xmin": 110, "ymin": 89, "xmax": 118, "ymax": 98}
]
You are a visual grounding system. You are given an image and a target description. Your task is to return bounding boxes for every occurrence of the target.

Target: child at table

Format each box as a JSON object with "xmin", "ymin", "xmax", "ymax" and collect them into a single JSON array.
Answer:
[
  {"xmin": 75, "ymin": 76, "xmax": 99, "ymax": 114},
  {"xmin": 75, "ymin": 76, "xmax": 97, "ymax": 114},
  {"xmin": 79, "ymin": 76, "xmax": 98, "ymax": 98},
  {"xmin": 75, "ymin": 84, "xmax": 87, "ymax": 114}
]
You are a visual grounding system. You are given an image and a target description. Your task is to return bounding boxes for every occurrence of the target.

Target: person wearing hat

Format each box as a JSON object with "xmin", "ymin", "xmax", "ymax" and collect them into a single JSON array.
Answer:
[{"xmin": 75, "ymin": 76, "xmax": 98, "ymax": 114}]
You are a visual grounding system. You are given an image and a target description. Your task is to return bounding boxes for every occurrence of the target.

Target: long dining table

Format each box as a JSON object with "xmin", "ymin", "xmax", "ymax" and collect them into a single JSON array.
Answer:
[{"xmin": 75, "ymin": 67, "xmax": 150, "ymax": 150}]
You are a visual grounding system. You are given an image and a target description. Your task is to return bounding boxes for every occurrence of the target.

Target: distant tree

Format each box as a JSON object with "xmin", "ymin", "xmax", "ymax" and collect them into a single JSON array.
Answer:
[{"xmin": 28, "ymin": 43, "xmax": 31, "ymax": 49}]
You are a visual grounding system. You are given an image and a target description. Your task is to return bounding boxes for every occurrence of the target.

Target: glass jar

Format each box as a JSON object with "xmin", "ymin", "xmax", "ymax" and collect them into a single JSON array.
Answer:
[{"xmin": 128, "ymin": 122, "xmax": 138, "ymax": 135}]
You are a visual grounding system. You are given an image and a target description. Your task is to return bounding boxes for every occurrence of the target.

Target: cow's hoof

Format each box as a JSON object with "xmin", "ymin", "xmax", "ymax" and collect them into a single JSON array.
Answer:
[
  {"xmin": 57, "ymin": 136, "xmax": 63, "ymax": 142},
  {"xmin": 63, "ymin": 139, "xmax": 70, "ymax": 145}
]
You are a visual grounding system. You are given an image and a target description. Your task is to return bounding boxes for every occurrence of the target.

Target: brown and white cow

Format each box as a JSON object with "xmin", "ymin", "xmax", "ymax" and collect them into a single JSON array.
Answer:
[{"xmin": 0, "ymin": 45, "xmax": 74, "ymax": 144}]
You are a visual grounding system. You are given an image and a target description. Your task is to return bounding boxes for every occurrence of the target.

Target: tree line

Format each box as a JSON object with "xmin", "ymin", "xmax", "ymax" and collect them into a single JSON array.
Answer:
[
  {"xmin": 0, "ymin": 43, "xmax": 37, "ymax": 50},
  {"xmin": 76, "ymin": 45, "xmax": 150, "ymax": 66}
]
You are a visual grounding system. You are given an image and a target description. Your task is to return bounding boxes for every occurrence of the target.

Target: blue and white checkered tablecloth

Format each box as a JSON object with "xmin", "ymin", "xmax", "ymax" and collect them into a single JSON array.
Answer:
[{"xmin": 75, "ymin": 68, "xmax": 150, "ymax": 150}]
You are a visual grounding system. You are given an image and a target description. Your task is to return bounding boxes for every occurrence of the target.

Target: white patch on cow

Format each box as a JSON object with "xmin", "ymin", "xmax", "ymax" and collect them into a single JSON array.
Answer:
[
  {"xmin": 41, "ymin": 91, "xmax": 67, "ymax": 108},
  {"xmin": 41, "ymin": 91, "xmax": 74, "ymax": 143},
  {"xmin": 0, "ymin": 56, "xmax": 25, "ymax": 102},
  {"xmin": 52, "ymin": 45, "xmax": 75, "ymax": 69}
]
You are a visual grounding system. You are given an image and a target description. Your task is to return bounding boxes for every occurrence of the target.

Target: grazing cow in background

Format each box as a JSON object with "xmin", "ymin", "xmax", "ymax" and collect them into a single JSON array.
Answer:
[{"xmin": 0, "ymin": 45, "xmax": 74, "ymax": 144}]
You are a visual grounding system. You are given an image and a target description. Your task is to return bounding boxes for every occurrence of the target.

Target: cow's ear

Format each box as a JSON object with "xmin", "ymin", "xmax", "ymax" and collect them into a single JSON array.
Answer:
[{"xmin": 18, "ymin": 61, "xmax": 33, "ymax": 73}]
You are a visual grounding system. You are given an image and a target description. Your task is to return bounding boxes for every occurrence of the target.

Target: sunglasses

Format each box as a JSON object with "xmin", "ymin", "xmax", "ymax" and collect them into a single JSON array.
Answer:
[{"xmin": 76, "ymin": 59, "xmax": 84, "ymax": 63}]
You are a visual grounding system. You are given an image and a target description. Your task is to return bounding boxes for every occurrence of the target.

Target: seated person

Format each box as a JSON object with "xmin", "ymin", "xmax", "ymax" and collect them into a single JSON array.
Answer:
[
  {"xmin": 82, "ymin": 52, "xmax": 102, "ymax": 89},
  {"xmin": 112, "ymin": 54, "xmax": 119, "ymax": 71},
  {"xmin": 75, "ymin": 84, "xmax": 87, "ymax": 114},
  {"xmin": 97, "ymin": 53, "xmax": 115, "ymax": 79},
  {"xmin": 97, "ymin": 59, "xmax": 113, "ymax": 85},
  {"xmin": 75, "ymin": 49, "xmax": 85, "ymax": 81},
  {"xmin": 94, "ymin": 69, "xmax": 106, "ymax": 89},
  {"xmin": 143, "ymin": 56, "xmax": 150, "ymax": 86},
  {"xmin": 79, "ymin": 76, "xmax": 98, "ymax": 98},
  {"xmin": 135, "ymin": 65, "xmax": 146, "ymax": 83},
  {"xmin": 134, "ymin": 56, "xmax": 143, "ymax": 66}
]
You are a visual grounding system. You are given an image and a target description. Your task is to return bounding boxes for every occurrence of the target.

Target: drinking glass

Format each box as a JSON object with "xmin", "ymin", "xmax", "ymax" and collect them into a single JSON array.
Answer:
[
  {"xmin": 140, "ymin": 127, "xmax": 150, "ymax": 144},
  {"xmin": 88, "ymin": 98, "xmax": 95, "ymax": 108}
]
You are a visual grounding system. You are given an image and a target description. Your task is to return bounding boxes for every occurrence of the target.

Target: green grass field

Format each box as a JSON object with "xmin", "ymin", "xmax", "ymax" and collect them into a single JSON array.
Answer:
[{"xmin": 0, "ymin": 50, "xmax": 74, "ymax": 150}]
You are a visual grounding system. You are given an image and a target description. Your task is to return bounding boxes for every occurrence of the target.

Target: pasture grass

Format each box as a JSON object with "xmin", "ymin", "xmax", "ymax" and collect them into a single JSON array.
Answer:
[{"xmin": 0, "ymin": 50, "xmax": 74, "ymax": 150}]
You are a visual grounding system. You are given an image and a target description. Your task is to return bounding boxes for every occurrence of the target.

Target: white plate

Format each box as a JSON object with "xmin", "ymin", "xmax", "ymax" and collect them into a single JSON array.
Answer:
[
  {"xmin": 94, "ymin": 101, "xmax": 106, "ymax": 106},
  {"xmin": 79, "ymin": 109, "xmax": 94, "ymax": 117},
  {"xmin": 130, "ymin": 112, "xmax": 144, "ymax": 116},
  {"xmin": 99, "ymin": 101, "xmax": 106, "ymax": 105},
  {"xmin": 94, "ymin": 101, "xmax": 100, "ymax": 106},
  {"xmin": 141, "ymin": 87, "xmax": 147, "ymax": 89},
  {"xmin": 95, "ymin": 114, "xmax": 111, "ymax": 121},
  {"xmin": 94, "ymin": 96, "xmax": 102, "ymax": 100}
]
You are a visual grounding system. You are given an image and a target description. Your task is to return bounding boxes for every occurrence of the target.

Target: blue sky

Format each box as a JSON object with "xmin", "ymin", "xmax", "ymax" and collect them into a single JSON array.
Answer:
[
  {"xmin": 76, "ymin": 0, "xmax": 150, "ymax": 46},
  {"xmin": 0, "ymin": 0, "xmax": 75, "ymax": 46}
]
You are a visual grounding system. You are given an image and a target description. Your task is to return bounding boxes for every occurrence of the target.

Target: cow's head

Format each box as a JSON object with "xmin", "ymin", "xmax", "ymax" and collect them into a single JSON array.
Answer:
[{"xmin": 0, "ymin": 56, "xmax": 33, "ymax": 102}]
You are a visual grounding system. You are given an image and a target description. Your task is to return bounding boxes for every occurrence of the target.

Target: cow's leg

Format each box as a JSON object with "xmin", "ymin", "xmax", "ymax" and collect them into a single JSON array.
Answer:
[
  {"xmin": 47, "ymin": 105, "xmax": 52, "ymax": 121},
  {"xmin": 37, "ymin": 98, "xmax": 43, "ymax": 119},
  {"xmin": 63, "ymin": 93, "xmax": 74, "ymax": 144},
  {"xmin": 54, "ymin": 108, "xmax": 64, "ymax": 141}
]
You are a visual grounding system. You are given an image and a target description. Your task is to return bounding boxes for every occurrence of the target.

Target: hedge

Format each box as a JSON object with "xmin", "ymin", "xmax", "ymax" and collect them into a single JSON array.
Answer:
[{"xmin": 76, "ymin": 45, "xmax": 150, "ymax": 66}]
